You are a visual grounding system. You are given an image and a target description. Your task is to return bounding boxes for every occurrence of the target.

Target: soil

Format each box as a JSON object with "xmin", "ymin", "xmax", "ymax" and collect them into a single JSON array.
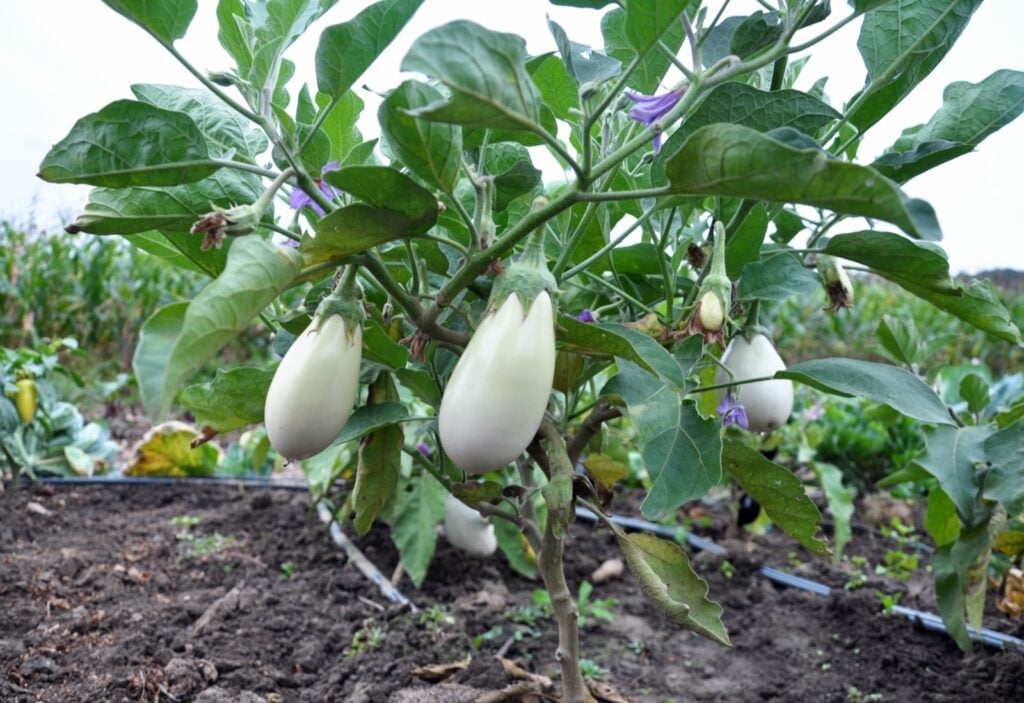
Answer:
[{"xmin": 1, "ymin": 483, "xmax": 1022, "ymax": 703}]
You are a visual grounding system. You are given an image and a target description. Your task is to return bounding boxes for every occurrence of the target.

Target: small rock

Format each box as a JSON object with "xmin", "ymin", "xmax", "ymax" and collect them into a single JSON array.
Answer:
[
  {"xmin": 154, "ymin": 648, "xmax": 175, "ymax": 667},
  {"xmin": 195, "ymin": 686, "xmax": 266, "ymax": 703},
  {"xmin": 165, "ymin": 657, "xmax": 203, "ymax": 696},
  {"xmin": 861, "ymin": 493, "xmax": 913, "ymax": 527},
  {"xmin": 198, "ymin": 659, "xmax": 219, "ymax": 683},
  {"xmin": 249, "ymin": 492, "xmax": 272, "ymax": 511},
  {"xmin": 19, "ymin": 655, "xmax": 62, "ymax": 679},
  {"xmin": 26, "ymin": 501, "xmax": 52, "ymax": 516},
  {"xmin": 591, "ymin": 558, "xmax": 624, "ymax": 583},
  {"xmin": 0, "ymin": 639, "xmax": 26, "ymax": 662}
]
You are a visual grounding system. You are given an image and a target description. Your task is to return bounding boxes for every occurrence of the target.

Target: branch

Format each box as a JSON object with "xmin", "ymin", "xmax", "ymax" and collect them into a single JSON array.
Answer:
[
  {"xmin": 566, "ymin": 403, "xmax": 622, "ymax": 467},
  {"xmin": 420, "ymin": 187, "xmax": 580, "ymax": 330}
]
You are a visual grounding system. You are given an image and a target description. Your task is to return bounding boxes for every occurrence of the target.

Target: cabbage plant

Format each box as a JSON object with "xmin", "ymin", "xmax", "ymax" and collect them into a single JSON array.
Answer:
[{"xmin": 38, "ymin": 0, "xmax": 1024, "ymax": 697}]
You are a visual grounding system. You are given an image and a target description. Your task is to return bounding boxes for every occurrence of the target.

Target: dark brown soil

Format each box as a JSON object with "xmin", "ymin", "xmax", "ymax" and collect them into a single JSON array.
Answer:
[{"xmin": 1, "ymin": 483, "xmax": 1022, "ymax": 702}]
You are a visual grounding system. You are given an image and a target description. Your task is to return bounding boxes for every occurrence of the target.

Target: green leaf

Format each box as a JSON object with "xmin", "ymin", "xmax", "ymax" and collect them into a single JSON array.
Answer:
[
  {"xmin": 736, "ymin": 252, "xmax": 821, "ymax": 302},
  {"xmin": 722, "ymin": 440, "xmax": 830, "ymax": 556},
  {"xmin": 875, "ymin": 313, "xmax": 920, "ymax": 367},
  {"xmin": 915, "ymin": 425, "xmax": 993, "ymax": 526},
  {"xmin": 615, "ymin": 529, "xmax": 730, "ymax": 645},
  {"xmin": 180, "ymin": 367, "xmax": 274, "ymax": 433},
  {"xmin": 959, "ymin": 374, "xmax": 990, "ymax": 415},
  {"xmin": 39, "ymin": 100, "xmax": 216, "ymax": 187},
  {"xmin": 132, "ymin": 83, "xmax": 268, "ymax": 158},
  {"xmin": 401, "ymin": 20, "xmax": 543, "ymax": 131},
  {"xmin": 129, "ymin": 232, "xmax": 232, "ymax": 277},
  {"xmin": 316, "ymin": 90, "xmax": 364, "ymax": 163},
  {"xmin": 392, "ymin": 469, "xmax": 447, "ymax": 587},
  {"xmin": 871, "ymin": 140, "xmax": 974, "ymax": 183},
  {"xmin": 601, "ymin": 7, "xmax": 685, "ymax": 94},
  {"xmin": 822, "ymin": 231, "xmax": 1023, "ymax": 345},
  {"xmin": 133, "ymin": 238, "xmax": 302, "ymax": 420},
  {"xmin": 304, "ymin": 166, "xmax": 439, "ymax": 261},
  {"xmin": 909, "ymin": 69, "xmax": 1024, "ymax": 148},
  {"xmin": 623, "ymin": 0, "xmax": 690, "ymax": 55},
  {"xmin": 933, "ymin": 519, "xmax": 991, "ymax": 651},
  {"xmin": 848, "ymin": 0, "xmax": 897, "ymax": 13},
  {"xmin": 850, "ymin": 0, "xmax": 983, "ymax": 132},
  {"xmin": 778, "ymin": 358, "xmax": 953, "ymax": 426},
  {"xmin": 550, "ymin": 0, "xmax": 616, "ymax": 8},
  {"xmin": 316, "ymin": 0, "xmax": 423, "ymax": 99},
  {"xmin": 362, "ymin": 320, "xmax": 410, "ymax": 370},
  {"xmin": 982, "ymin": 419, "xmax": 1024, "ymax": 514},
  {"xmin": 527, "ymin": 54, "xmax": 580, "ymax": 122},
  {"xmin": 603, "ymin": 360, "xmax": 721, "ymax": 519},
  {"xmin": 925, "ymin": 486, "xmax": 961, "ymax": 547},
  {"xmin": 352, "ymin": 373, "xmax": 403, "ymax": 535},
  {"xmin": 102, "ymin": 0, "xmax": 197, "ymax": 45},
  {"xmin": 664, "ymin": 125, "xmax": 941, "ymax": 240},
  {"xmin": 395, "ymin": 368, "xmax": 441, "ymax": 406},
  {"xmin": 332, "ymin": 402, "xmax": 410, "ymax": 447},
  {"xmin": 559, "ymin": 317, "xmax": 686, "ymax": 388},
  {"xmin": 249, "ymin": 0, "xmax": 339, "ymax": 91},
  {"xmin": 547, "ymin": 18, "xmax": 621, "ymax": 86},
  {"xmin": 654, "ymin": 83, "xmax": 841, "ymax": 183},
  {"xmin": 379, "ymin": 81, "xmax": 461, "ymax": 193},
  {"xmin": 728, "ymin": 10, "xmax": 783, "ymax": 58},
  {"xmin": 494, "ymin": 518, "xmax": 537, "ymax": 579},
  {"xmin": 876, "ymin": 70, "xmax": 1024, "ymax": 182},
  {"xmin": 486, "ymin": 144, "xmax": 542, "ymax": 211},
  {"xmin": 66, "ymin": 169, "xmax": 264, "ymax": 237},
  {"xmin": 811, "ymin": 461, "xmax": 854, "ymax": 560},
  {"xmin": 700, "ymin": 16, "xmax": 744, "ymax": 68},
  {"xmin": 451, "ymin": 481, "xmax": 504, "ymax": 505},
  {"xmin": 725, "ymin": 204, "xmax": 768, "ymax": 279},
  {"xmin": 326, "ymin": 166, "xmax": 437, "ymax": 220},
  {"xmin": 216, "ymin": 0, "xmax": 253, "ymax": 76}
]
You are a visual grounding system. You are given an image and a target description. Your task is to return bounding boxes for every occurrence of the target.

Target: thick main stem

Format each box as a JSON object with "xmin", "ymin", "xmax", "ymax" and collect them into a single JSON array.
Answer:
[{"xmin": 537, "ymin": 517, "xmax": 591, "ymax": 703}]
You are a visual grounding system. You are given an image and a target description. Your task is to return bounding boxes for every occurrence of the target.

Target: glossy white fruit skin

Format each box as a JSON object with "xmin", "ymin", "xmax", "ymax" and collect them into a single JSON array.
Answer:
[
  {"xmin": 265, "ymin": 314, "xmax": 362, "ymax": 460},
  {"xmin": 716, "ymin": 333, "xmax": 794, "ymax": 433},
  {"xmin": 439, "ymin": 291, "xmax": 555, "ymax": 474},
  {"xmin": 443, "ymin": 493, "xmax": 498, "ymax": 557}
]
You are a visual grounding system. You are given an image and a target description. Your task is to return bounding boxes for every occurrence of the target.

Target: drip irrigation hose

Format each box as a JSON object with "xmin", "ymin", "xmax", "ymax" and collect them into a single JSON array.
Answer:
[
  {"xmin": 314, "ymin": 499, "xmax": 415, "ymax": 610},
  {"xmin": 18, "ymin": 475, "xmax": 311, "ymax": 491},
  {"xmin": 12, "ymin": 477, "xmax": 1022, "ymax": 652},
  {"xmin": 574, "ymin": 507, "xmax": 1024, "ymax": 653}
]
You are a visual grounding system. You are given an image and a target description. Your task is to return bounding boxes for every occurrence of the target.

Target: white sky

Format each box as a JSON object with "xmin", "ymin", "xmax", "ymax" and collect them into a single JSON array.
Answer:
[{"xmin": 1, "ymin": 0, "xmax": 1022, "ymax": 274}]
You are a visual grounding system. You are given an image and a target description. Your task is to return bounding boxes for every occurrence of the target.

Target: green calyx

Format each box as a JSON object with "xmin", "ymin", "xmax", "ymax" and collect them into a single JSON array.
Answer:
[
  {"xmin": 486, "ymin": 197, "xmax": 559, "ymax": 314},
  {"xmin": 315, "ymin": 266, "xmax": 365, "ymax": 341}
]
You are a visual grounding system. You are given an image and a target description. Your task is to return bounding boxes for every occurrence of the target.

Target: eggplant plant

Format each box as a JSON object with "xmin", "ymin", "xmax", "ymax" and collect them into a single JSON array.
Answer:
[{"xmin": 38, "ymin": 0, "xmax": 1024, "ymax": 698}]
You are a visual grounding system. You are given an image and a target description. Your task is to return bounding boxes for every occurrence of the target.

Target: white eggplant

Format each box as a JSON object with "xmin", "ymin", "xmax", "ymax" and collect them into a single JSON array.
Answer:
[
  {"xmin": 715, "ymin": 333, "xmax": 793, "ymax": 433},
  {"xmin": 439, "ymin": 291, "xmax": 555, "ymax": 474},
  {"xmin": 265, "ymin": 314, "xmax": 362, "ymax": 460},
  {"xmin": 443, "ymin": 493, "xmax": 498, "ymax": 557}
]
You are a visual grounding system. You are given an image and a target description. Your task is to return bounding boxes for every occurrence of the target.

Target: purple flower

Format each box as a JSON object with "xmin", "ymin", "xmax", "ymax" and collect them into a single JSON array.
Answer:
[
  {"xmin": 417, "ymin": 443, "xmax": 432, "ymax": 458},
  {"xmin": 802, "ymin": 404, "xmax": 825, "ymax": 422},
  {"xmin": 717, "ymin": 395, "xmax": 749, "ymax": 430},
  {"xmin": 289, "ymin": 161, "xmax": 340, "ymax": 216},
  {"xmin": 625, "ymin": 89, "xmax": 684, "ymax": 151},
  {"xmin": 575, "ymin": 309, "xmax": 596, "ymax": 323}
]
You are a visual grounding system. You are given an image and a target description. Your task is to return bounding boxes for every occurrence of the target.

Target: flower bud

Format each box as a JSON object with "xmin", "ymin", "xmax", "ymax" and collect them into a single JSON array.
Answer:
[{"xmin": 818, "ymin": 255, "xmax": 854, "ymax": 312}]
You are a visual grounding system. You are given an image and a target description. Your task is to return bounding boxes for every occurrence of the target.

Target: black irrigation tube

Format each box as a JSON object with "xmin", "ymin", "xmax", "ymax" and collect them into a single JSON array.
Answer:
[
  {"xmin": 17, "ymin": 475, "xmax": 310, "ymax": 491},
  {"xmin": 12, "ymin": 477, "xmax": 1023, "ymax": 653}
]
